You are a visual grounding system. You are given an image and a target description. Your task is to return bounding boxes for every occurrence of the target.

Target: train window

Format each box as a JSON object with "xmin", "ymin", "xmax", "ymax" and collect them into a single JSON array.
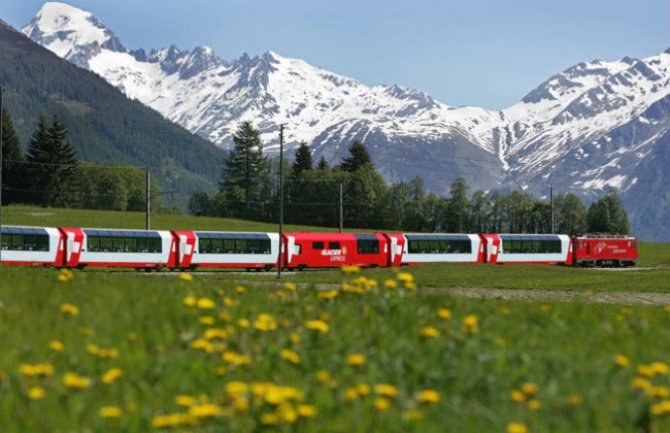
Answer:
[
  {"xmin": 223, "ymin": 239, "xmax": 235, "ymax": 253},
  {"xmin": 211, "ymin": 239, "xmax": 224, "ymax": 253},
  {"xmin": 313, "ymin": 242, "xmax": 324, "ymax": 250},
  {"xmin": 357, "ymin": 239, "xmax": 379, "ymax": 254},
  {"xmin": 631, "ymin": 241, "xmax": 636, "ymax": 249},
  {"xmin": 503, "ymin": 239, "xmax": 561, "ymax": 254},
  {"xmin": 199, "ymin": 238, "xmax": 211, "ymax": 254},
  {"xmin": 137, "ymin": 237, "xmax": 148, "ymax": 252},
  {"xmin": 236, "ymin": 239, "xmax": 247, "ymax": 253},
  {"xmin": 1, "ymin": 233, "xmax": 50, "ymax": 252},
  {"xmin": 329, "ymin": 242, "xmax": 340, "ymax": 250}
]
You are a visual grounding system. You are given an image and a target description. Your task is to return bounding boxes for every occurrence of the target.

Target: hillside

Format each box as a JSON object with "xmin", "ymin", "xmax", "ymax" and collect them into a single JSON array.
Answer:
[{"xmin": 0, "ymin": 19, "xmax": 224, "ymax": 205}]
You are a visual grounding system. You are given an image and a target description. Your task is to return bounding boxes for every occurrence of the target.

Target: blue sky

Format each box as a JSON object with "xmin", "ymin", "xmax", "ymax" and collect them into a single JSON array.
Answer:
[{"xmin": 5, "ymin": 0, "xmax": 670, "ymax": 109}]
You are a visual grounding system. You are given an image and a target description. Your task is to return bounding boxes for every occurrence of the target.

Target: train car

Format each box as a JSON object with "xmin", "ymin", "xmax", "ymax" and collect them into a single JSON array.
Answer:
[
  {"xmin": 282, "ymin": 232, "xmax": 388, "ymax": 269},
  {"xmin": 482, "ymin": 234, "xmax": 572, "ymax": 265},
  {"xmin": 388, "ymin": 233, "xmax": 485, "ymax": 265},
  {"xmin": 60, "ymin": 228, "xmax": 176, "ymax": 268},
  {"xmin": 572, "ymin": 235, "xmax": 638, "ymax": 267},
  {"xmin": 0, "ymin": 225, "xmax": 65, "ymax": 267},
  {"xmin": 173, "ymin": 231, "xmax": 279, "ymax": 270}
]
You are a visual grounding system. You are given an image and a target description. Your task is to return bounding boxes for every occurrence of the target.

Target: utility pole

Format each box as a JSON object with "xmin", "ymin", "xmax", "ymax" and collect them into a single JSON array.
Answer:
[
  {"xmin": 0, "ymin": 87, "xmax": 4, "ymax": 263},
  {"xmin": 277, "ymin": 124, "xmax": 284, "ymax": 278},
  {"xmin": 145, "ymin": 169, "xmax": 151, "ymax": 230},
  {"xmin": 339, "ymin": 182, "xmax": 343, "ymax": 233},
  {"xmin": 550, "ymin": 185, "xmax": 554, "ymax": 234}
]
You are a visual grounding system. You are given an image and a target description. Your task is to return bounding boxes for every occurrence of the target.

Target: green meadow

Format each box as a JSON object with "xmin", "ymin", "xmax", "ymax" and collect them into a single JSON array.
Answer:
[{"xmin": 1, "ymin": 205, "xmax": 670, "ymax": 432}]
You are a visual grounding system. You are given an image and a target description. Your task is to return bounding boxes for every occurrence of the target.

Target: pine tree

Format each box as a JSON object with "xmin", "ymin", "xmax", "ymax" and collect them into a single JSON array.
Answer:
[
  {"xmin": 219, "ymin": 122, "xmax": 267, "ymax": 218},
  {"xmin": 340, "ymin": 140, "xmax": 372, "ymax": 172},
  {"xmin": 317, "ymin": 156, "xmax": 329, "ymax": 170},
  {"xmin": 1, "ymin": 109, "xmax": 26, "ymax": 204},
  {"xmin": 291, "ymin": 141, "xmax": 313, "ymax": 180},
  {"xmin": 443, "ymin": 177, "xmax": 470, "ymax": 232}
]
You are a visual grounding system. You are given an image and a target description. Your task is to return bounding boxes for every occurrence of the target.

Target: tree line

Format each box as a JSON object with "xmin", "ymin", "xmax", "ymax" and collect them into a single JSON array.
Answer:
[
  {"xmin": 1, "ymin": 109, "xmax": 166, "ymax": 212},
  {"xmin": 190, "ymin": 122, "xmax": 631, "ymax": 235}
]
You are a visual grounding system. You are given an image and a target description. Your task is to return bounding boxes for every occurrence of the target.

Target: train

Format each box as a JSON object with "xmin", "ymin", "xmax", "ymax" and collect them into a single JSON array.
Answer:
[{"xmin": 0, "ymin": 225, "xmax": 638, "ymax": 270}]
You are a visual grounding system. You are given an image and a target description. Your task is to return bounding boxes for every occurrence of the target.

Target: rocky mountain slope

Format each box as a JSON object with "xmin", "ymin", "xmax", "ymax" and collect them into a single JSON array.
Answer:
[{"xmin": 20, "ymin": 2, "xmax": 670, "ymax": 241}]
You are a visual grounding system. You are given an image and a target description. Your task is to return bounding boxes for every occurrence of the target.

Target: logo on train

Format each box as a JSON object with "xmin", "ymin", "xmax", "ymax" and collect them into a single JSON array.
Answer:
[{"xmin": 321, "ymin": 246, "xmax": 347, "ymax": 262}]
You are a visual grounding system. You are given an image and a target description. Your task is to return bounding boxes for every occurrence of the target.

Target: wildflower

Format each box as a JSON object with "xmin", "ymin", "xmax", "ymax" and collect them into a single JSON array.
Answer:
[
  {"xmin": 420, "ymin": 326, "xmax": 440, "ymax": 339},
  {"xmin": 437, "ymin": 308, "xmax": 452, "ymax": 320},
  {"xmin": 261, "ymin": 413, "xmax": 279, "ymax": 425},
  {"xmin": 357, "ymin": 383, "xmax": 371, "ymax": 396},
  {"xmin": 633, "ymin": 377, "xmax": 652, "ymax": 391},
  {"xmin": 397, "ymin": 272, "xmax": 413, "ymax": 283},
  {"xmin": 345, "ymin": 387, "xmax": 359, "ymax": 402},
  {"xmin": 567, "ymin": 394, "xmax": 583, "ymax": 406},
  {"xmin": 236, "ymin": 285, "xmax": 246, "ymax": 294},
  {"xmin": 384, "ymin": 279, "xmax": 397, "ymax": 289},
  {"xmin": 510, "ymin": 390, "xmax": 525, "ymax": 403},
  {"xmin": 462, "ymin": 315, "xmax": 479, "ymax": 334},
  {"xmin": 646, "ymin": 386, "xmax": 670, "ymax": 399},
  {"xmin": 60, "ymin": 303, "xmax": 79, "ymax": 316},
  {"xmin": 404, "ymin": 409, "xmax": 424, "ymax": 420},
  {"xmin": 539, "ymin": 304, "xmax": 550, "ymax": 312},
  {"xmin": 374, "ymin": 397, "xmax": 391, "ymax": 411},
  {"xmin": 417, "ymin": 389, "xmax": 440, "ymax": 404},
  {"xmin": 101, "ymin": 368, "xmax": 123, "ymax": 384},
  {"xmin": 651, "ymin": 362, "xmax": 670, "ymax": 376},
  {"xmin": 199, "ymin": 316, "xmax": 215, "ymax": 325},
  {"xmin": 289, "ymin": 333, "xmax": 301, "ymax": 344},
  {"xmin": 500, "ymin": 306, "xmax": 510, "ymax": 315},
  {"xmin": 189, "ymin": 403, "xmax": 222, "ymax": 419},
  {"xmin": 650, "ymin": 400, "xmax": 670, "ymax": 416},
  {"xmin": 175, "ymin": 395, "xmax": 197, "ymax": 407},
  {"xmin": 28, "ymin": 386, "xmax": 45, "ymax": 400},
  {"xmin": 238, "ymin": 318, "xmax": 250, "ymax": 329},
  {"xmin": 20, "ymin": 363, "xmax": 54, "ymax": 377},
  {"xmin": 521, "ymin": 383, "xmax": 538, "ymax": 396},
  {"xmin": 197, "ymin": 298, "xmax": 215, "ymax": 309},
  {"xmin": 305, "ymin": 320, "xmax": 330, "ymax": 334},
  {"xmin": 614, "ymin": 355, "xmax": 630, "ymax": 368},
  {"xmin": 222, "ymin": 351, "xmax": 251, "ymax": 366},
  {"xmin": 507, "ymin": 422, "xmax": 529, "ymax": 433},
  {"xmin": 226, "ymin": 381, "xmax": 249, "ymax": 396},
  {"xmin": 316, "ymin": 371, "xmax": 331, "ymax": 384},
  {"xmin": 79, "ymin": 327, "xmax": 93, "ymax": 336},
  {"xmin": 191, "ymin": 339, "xmax": 214, "ymax": 353},
  {"xmin": 57, "ymin": 268, "xmax": 74, "ymax": 282},
  {"xmin": 183, "ymin": 296, "xmax": 197, "ymax": 307},
  {"xmin": 49, "ymin": 340, "xmax": 64, "ymax": 352},
  {"xmin": 280, "ymin": 349, "xmax": 301, "ymax": 365},
  {"xmin": 341, "ymin": 265, "xmax": 360, "ymax": 273},
  {"xmin": 99, "ymin": 406, "xmax": 122, "ymax": 419},
  {"xmin": 374, "ymin": 384, "xmax": 398, "ymax": 398},
  {"xmin": 404, "ymin": 281, "xmax": 417, "ymax": 291},
  {"xmin": 204, "ymin": 328, "xmax": 228, "ymax": 340},
  {"xmin": 223, "ymin": 297, "xmax": 238, "ymax": 307},
  {"xmin": 215, "ymin": 366, "xmax": 227, "ymax": 376},
  {"xmin": 152, "ymin": 413, "xmax": 195, "ymax": 428},
  {"xmin": 218, "ymin": 312, "xmax": 232, "ymax": 322},
  {"xmin": 284, "ymin": 282, "xmax": 297, "ymax": 291},
  {"xmin": 347, "ymin": 354, "xmax": 366, "ymax": 367},
  {"xmin": 527, "ymin": 399, "xmax": 542, "ymax": 410},
  {"xmin": 638, "ymin": 365, "xmax": 655, "ymax": 377},
  {"xmin": 317, "ymin": 290, "xmax": 339, "ymax": 300},
  {"xmin": 277, "ymin": 403, "xmax": 298, "ymax": 423},
  {"xmin": 253, "ymin": 314, "xmax": 278, "ymax": 332},
  {"xmin": 297, "ymin": 404, "xmax": 317, "ymax": 417},
  {"xmin": 179, "ymin": 273, "xmax": 193, "ymax": 281},
  {"xmin": 63, "ymin": 373, "xmax": 90, "ymax": 390}
]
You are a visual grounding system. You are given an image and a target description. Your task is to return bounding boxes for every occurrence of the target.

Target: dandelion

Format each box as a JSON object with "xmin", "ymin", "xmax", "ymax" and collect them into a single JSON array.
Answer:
[
  {"xmin": 199, "ymin": 316, "xmax": 215, "ymax": 325},
  {"xmin": 179, "ymin": 273, "xmax": 193, "ymax": 281},
  {"xmin": 60, "ymin": 303, "xmax": 79, "ymax": 316},
  {"xmin": 527, "ymin": 399, "xmax": 542, "ymax": 410},
  {"xmin": 404, "ymin": 281, "xmax": 417, "ymax": 291},
  {"xmin": 347, "ymin": 354, "xmax": 366, "ymax": 367},
  {"xmin": 500, "ymin": 306, "xmax": 511, "ymax": 315},
  {"xmin": 507, "ymin": 422, "xmax": 529, "ymax": 433},
  {"xmin": 20, "ymin": 363, "xmax": 54, "ymax": 377},
  {"xmin": 341, "ymin": 265, "xmax": 360, "ymax": 273},
  {"xmin": 510, "ymin": 390, "xmax": 525, "ymax": 403},
  {"xmin": 650, "ymin": 362, "xmax": 669, "ymax": 376},
  {"xmin": 236, "ymin": 285, "xmax": 246, "ymax": 294},
  {"xmin": 567, "ymin": 394, "xmax": 583, "ymax": 406},
  {"xmin": 633, "ymin": 377, "xmax": 652, "ymax": 391},
  {"xmin": 284, "ymin": 282, "xmax": 297, "ymax": 291},
  {"xmin": 374, "ymin": 384, "xmax": 398, "ymax": 398},
  {"xmin": 384, "ymin": 279, "xmax": 397, "ymax": 289},
  {"xmin": 404, "ymin": 409, "xmax": 424, "ymax": 420},
  {"xmin": 152, "ymin": 413, "xmax": 195, "ymax": 428},
  {"xmin": 223, "ymin": 297, "xmax": 238, "ymax": 307},
  {"xmin": 646, "ymin": 386, "xmax": 670, "ymax": 399},
  {"xmin": 521, "ymin": 383, "xmax": 538, "ymax": 396},
  {"xmin": 27, "ymin": 386, "xmax": 45, "ymax": 400},
  {"xmin": 417, "ymin": 389, "xmax": 440, "ymax": 404},
  {"xmin": 462, "ymin": 315, "xmax": 479, "ymax": 334},
  {"xmin": 357, "ymin": 383, "xmax": 371, "ymax": 396},
  {"xmin": 539, "ymin": 304, "xmax": 550, "ymax": 312},
  {"xmin": 317, "ymin": 290, "xmax": 339, "ymax": 300},
  {"xmin": 189, "ymin": 403, "xmax": 222, "ymax": 419},
  {"xmin": 260, "ymin": 413, "xmax": 280, "ymax": 425},
  {"xmin": 226, "ymin": 381, "xmax": 249, "ymax": 396},
  {"xmin": 650, "ymin": 400, "xmax": 670, "ymax": 416},
  {"xmin": 316, "ymin": 371, "xmax": 331, "ymax": 384},
  {"xmin": 57, "ymin": 268, "xmax": 74, "ymax": 282},
  {"xmin": 127, "ymin": 332, "xmax": 139, "ymax": 341},
  {"xmin": 197, "ymin": 298, "xmax": 215, "ymax": 309},
  {"xmin": 218, "ymin": 312, "xmax": 232, "ymax": 322},
  {"xmin": 614, "ymin": 354, "xmax": 630, "ymax": 368},
  {"xmin": 280, "ymin": 349, "xmax": 301, "ymax": 365},
  {"xmin": 99, "ymin": 406, "xmax": 122, "ymax": 419},
  {"xmin": 305, "ymin": 320, "xmax": 330, "ymax": 334},
  {"xmin": 289, "ymin": 333, "xmax": 301, "ymax": 344},
  {"xmin": 183, "ymin": 296, "xmax": 197, "ymax": 307},
  {"xmin": 374, "ymin": 397, "xmax": 391, "ymax": 411},
  {"xmin": 345, "ymin": 387, "xmax": 359, "ymax": 402},
  {"xmin": 49, "ymin": 340, "xmax": 64, "ymax": 352},
  {"xmin": 101, "ymin": 368, "xmax": 124, "ymax": 384},
  {"xmin": 253, "ymin": 314, "xmax": 278, "ymax": 332},
  {"xmin": 175, "ymin": 395, "xmax": 196, "ymax": 407},
  {"xmin": 397, "ymin": 272, "xmax": 413, "ymax": 283},
  {"xmin": 63, "ymin": 373, "xmax": 90, "ymax": 390},
  {"xmin": 638, "ymin": 364, "xmax": 655, "ymax": 377},
  {"xmin": 420, "ymin": 326, "xmax": 440, "ymax": 339},
  {"xmin": 297, "ymin": 404, "xmax": 317, "ymax": 418},
  {"xmin": 437, "ymin": 308, "xmax": 452, "ymax": 320}
]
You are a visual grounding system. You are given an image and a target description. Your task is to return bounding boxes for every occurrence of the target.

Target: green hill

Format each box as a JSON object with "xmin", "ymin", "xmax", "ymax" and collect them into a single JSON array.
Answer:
[{"xmin": 0, "ymin": 19, "xmax": 224, "ymax": 204}]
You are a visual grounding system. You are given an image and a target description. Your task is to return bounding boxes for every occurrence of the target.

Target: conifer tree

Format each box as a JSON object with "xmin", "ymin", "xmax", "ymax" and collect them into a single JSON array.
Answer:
[
  {"xmin": 291, "ymin": 141, "xmax": 313, "ymax": 180},
  {"xmin": 340, "ymin": 140, "xmax": 372, "ymax": 172},
  {"xmin": 1, "ymin": 109, "xmax": 25, "ymax": 204},
  {"xmin": 317, "ymin": 156, "xmax": 329, "ymax": 170}
]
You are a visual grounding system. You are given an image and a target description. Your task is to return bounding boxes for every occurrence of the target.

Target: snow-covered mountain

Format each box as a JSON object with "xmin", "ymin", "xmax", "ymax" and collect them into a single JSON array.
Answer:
[{"xmin": 21, "ymin": 2, "xmax": 670, "ymax": 241}]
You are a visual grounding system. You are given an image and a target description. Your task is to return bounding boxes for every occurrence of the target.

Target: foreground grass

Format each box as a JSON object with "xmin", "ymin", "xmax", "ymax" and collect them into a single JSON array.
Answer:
[{"xmin": 1, "ymin": 266, "xmax": 670, "ymax": 433}]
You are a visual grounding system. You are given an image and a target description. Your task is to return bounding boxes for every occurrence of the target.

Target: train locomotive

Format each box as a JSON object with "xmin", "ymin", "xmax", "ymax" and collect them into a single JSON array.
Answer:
[{"xmin": 0, "ymin": 225, "xmax": 638, "ymax": 269}]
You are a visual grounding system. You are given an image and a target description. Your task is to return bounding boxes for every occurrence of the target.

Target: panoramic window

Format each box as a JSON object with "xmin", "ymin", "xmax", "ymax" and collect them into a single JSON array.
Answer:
[
  {"xmin": 197, "ymin": 233, "xmax": 271, "ymax": 255},
  {"xmin": 1, "ymin": 233, "xmax": 49, "ymax": 252},
  {"xmin": 357, "ymin": 240, "xmax": 379, "ymax": 254}
]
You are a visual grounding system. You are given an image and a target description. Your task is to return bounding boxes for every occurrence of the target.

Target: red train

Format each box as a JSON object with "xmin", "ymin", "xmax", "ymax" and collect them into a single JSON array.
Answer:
[{"xmin": 0, "ymin": 225, "xmax": 638, "ymax": 269}]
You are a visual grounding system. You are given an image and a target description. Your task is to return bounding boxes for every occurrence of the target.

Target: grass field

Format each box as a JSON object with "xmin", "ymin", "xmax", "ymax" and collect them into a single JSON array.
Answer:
[{"xmin": 1, "ymin": 267, "xmax": 670, "ymax": 433}]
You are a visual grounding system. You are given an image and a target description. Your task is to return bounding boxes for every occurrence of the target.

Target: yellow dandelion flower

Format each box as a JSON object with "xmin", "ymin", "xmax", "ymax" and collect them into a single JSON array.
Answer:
[
  {"xmin": 101, "ymin": 368, "xmax": 123, "ymax": 384},
  {"xmin": 63, "ymin": 373, "xmax": 90, "ymax": 390},
  {"xmin": 297, "ymin": 404, "xmax": 317, "ymax": 418},
  {"xmin": 236, "ymin": 285, "xmax": 246, "ymax": 294},
  {"xmin": 238, "ymin": 318, "xmax": 250, "ymax": 329},
  {"xmin": 191, "ymin": 339, "xmax": 214, "ymax": 353},
  {"xmin": 197, "ymin": 298, "xmax": 215, "ymax": 309},
  {"xmin": 99, "ymin": 406, "xmax": 122, "ymax": 419},
  {"xmin": 223, "ymin": 297, "xmax": 238, "ymax": 307},
  {"xmin": 614, "ymin": 354, "xmax": 630, "ymax": 368},
  {"xmin": 218, "ymin": 311, "xmax": 232, "ymax": 322},
  {"xmin": 341, "ymin": 265, "xmax": 360, "ymax": 273},
  {"xmin": 49, "ymin": 340, "xmax": 64, "ymax": 352},
  {"xmin": 397, "ymin": 272, "xmax": 413, "ymax": 282},
  {"xmin": 215, "ymin": 366, "xmax": 227, "ymax": 376},
  {"xmin": 289, "ymin": 333, "xmax": 301, "ymax": 344},
  {"xmin": 179, "ymin": 273, "xmax": 193, "ymax": 281},
  {"xmin": 539, "ymin": 304, "xmax": 550, "ymax": 312},
  {"xmin": 20, "ymin": 363, "xmax": 54, "ymax": 377},
  {"xmin": 567, "ymin": 394, "xmax": 583, "ymax": 406},
  {"xmin": 317, "ymin": 289, "xmax": 339, "ymax": 300},
  {"xmin": 404, "ymin": 281, "xmax": 418, "ymax": 291},
  {"xmin": 356, "ymin": 383, "xmax": 371, "ymax": 396},
  {"xmin": 510, "ymin": 390, "xmax": 525, "ymax": 403},
  {"xmin": 500, "ymin": 306, "xmax": 510, "ymax": 315},
  {"xmin": 28, "ymin": 386, "xmax": 45, "ymax": 400},
  {"xmin": 420, "ymin": 326, "xmax": 440, "ymax": 339},
  {"xmin": 345, "ymin": 387, "xmax": 359, "ymax": 402},
  {"xmin": 60, "ymin": 303, "xmax": 79, "ymax": 316},
  {"xmin": 417, "ymin": 389, "xmax": 440, "ymax": 404},
  {"xmin": 383, "ymin": 279, "xmax": 398, "ymax": 289},
  {"xmin": 374, "ymin": 397, "xmax": 391, "ymax": 411},
  {"xmin": 315, "ymin": 370, "xmax": 331, "ymax": 384},
  {"xmin": 638, "ymin": 364, "xmax": 654, "ymax": 377},
  {"xmin": 280, "ymin": 349, "xmax": 301, "ymax": 365},
  {"xmin": 199, "ymin": 316, "xmax": 215, "ymax": 325},
  {"xmin": 527, "ymin": 399, "xmax": 542, "ymax": 410},
  {"xmin": 57, "ymin": 268, "xmax": 74, "ymax": 282},
  {"xmin": 260, "ymin": 412, "xmax": 279, "ymax": 425},
  {"xmin": 284, "ymin": 282, "xmax": 297, "ymax": 291},
  {"xmin": 234, "ymin": 397, "xmax": 249, "ymax": 412},
  {"xmin": 521, "ymin": 383, "xmax": 538, "ymax": 396},
  {"xmin": 127, "ymin": 332, "xmax": 139, "ymax": 341},
  {"xmin": 646, "ymin": 386, "xmax": 670, "ymax": 399},
  {"xmin": 226, "ymin": 381, "xmax": 248, "ymax": 396},
  {"xmin": 305, "ymin": 319, "xmax": 330, "ymax": 334},
  {"xmin": 462, "ymin": 315, "xmax": 479, "ymax": 334},
  {"xmin": 507, "ymin": 422, "xmax": 529, "ymax": 433},
  {"xmin": 183, "ymin": 296, "xmax": 197, "ymax": 307},
  {"xmin": 650, "ymin": 400, "xmax": 670, "ymax": 416},
  {"xmin": 374, "ymin": 384, "xmax": 398, "ymax": 398},
  {"xmin": 437, "ymin": 308, "xmax": 452, "ymax": 320},
  {"xmin": 347, "ymin": 354, "xmax": 366, "ymax": 367},
  {"xmin": 651, "ymin": 362, "xmax": 669, "ymax": 376},
  {"xmin": 633, "ymin": 377, "xmax": 652, "ymax": 391}
]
